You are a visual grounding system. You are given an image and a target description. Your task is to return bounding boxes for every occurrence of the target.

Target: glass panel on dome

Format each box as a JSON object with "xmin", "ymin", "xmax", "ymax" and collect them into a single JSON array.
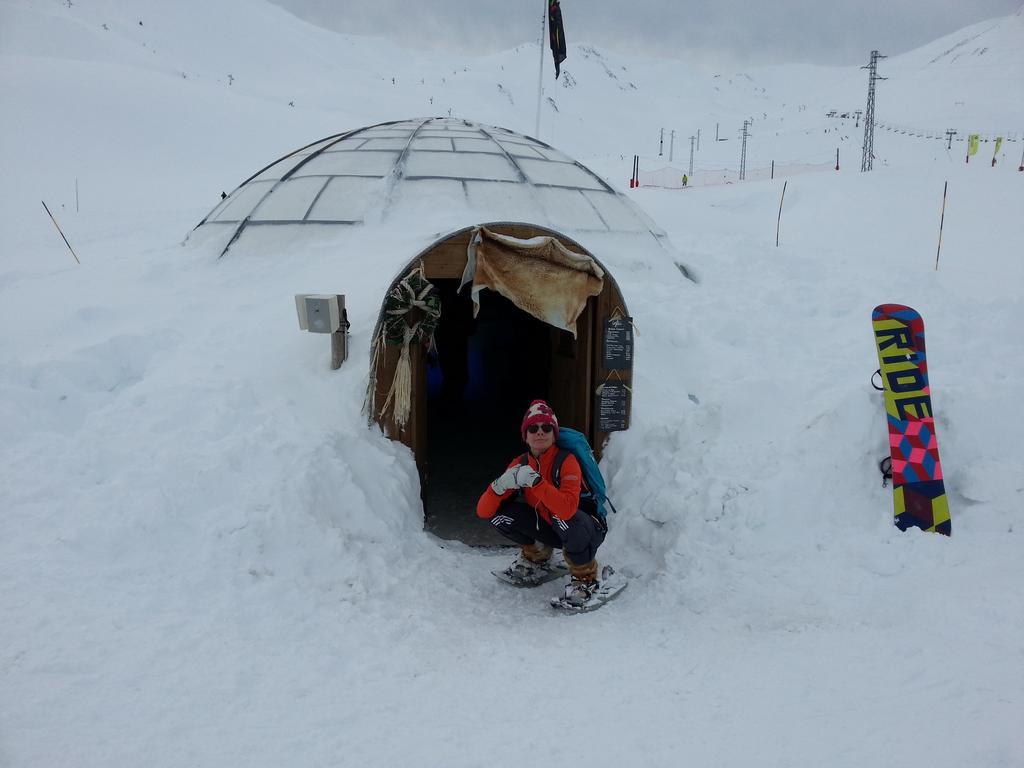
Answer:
[
  {"xmin": 250, "ymin": 177, "xmax": 329, "ymax": 221},
  {"xmin": 307, "ymin": 177, "xmax": 385, "ymax": 221},
  {"xmin": 404, "ymin": 151, "xmax": 518, "ymax": 181},
  {"xmin": 411, "ymin": 137, "xmax": 456, "ymax": 151},
  {"xmin": 324, "ymin": 137, "xmax": 370, "ymax": 151},
  {"xmin": 533, "ymin": 188, "xmax": 606, "ymax": 229},
  {"xmin": 251, "ymin": 154, "xmax": 307, "ymax": 182},
  {"xmin": 517, "ymin": 159, "xmax": 604, "ymax": 189},
  {"xmin": 464, "ymin": 180, "xmax": 541, "ymax": 221},
  {"xmin": 358, "ymin": 128, "xmax": 415, "ymax": 138},
  {"xmin": 494, "ymin": 134, "xmax": 535, "ymax": 146},
  {"xmin": 452, "ymin": 137, "xmax": 499, "ymax": 152},
  {"xmin": 208, "ymin": 181, "xmax": 275, "ymax": 222},
  {"xmin": 203, "ymin": 197, "xmax": 232, "ymax": 222},
  {"xmin": 287, "ymin": 138, "xmax": 338, "ymax": 158},
  {"xmin": 418, "ymin": 129, "xmax": 485, "ymax": 138},
  {"xmin": 582, "ymin": 190, "xmax": 647, "ymax": 232},
  {"xmin": 361, "ymin": 138, "xmax": 412, "ymax": 150},
  {"xmin": 498, "ymin": 142, "xmax": 546, "ymax": 160},
  {"xmin": 535, "ymin": 147, "xmax": 573, "ymax": 163},
  {"xmin": 387, "ymin": 179, "xmax": 467, "ymax": 220},
  {"xmin": 293, "ymin": 150, "xmax": 399, "ymax": 177}
]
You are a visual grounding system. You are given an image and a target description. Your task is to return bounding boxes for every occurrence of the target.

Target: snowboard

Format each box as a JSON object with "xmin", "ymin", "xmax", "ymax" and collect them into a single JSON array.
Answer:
[
  {"xmin": 492, "ymin": 561, "xmax": 568, "ymax": 588},
  {"xmin": 550, "ymin": 566, "xmax": 628, "ymax": 613},
  {"xmin": 871, "ymin": 304, "xmax": 951, "ymax": 535}
]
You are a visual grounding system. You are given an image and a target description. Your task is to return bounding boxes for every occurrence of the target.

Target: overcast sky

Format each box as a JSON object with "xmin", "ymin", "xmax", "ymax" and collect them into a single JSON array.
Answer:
[{"xmin": 270, "ymin": 0, "xmax": 1021, "ymax": 67}]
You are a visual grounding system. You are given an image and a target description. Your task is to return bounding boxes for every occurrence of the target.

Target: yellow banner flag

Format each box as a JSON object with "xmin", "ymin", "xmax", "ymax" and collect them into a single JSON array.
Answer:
[
  {"xmin": 994, "ymin": 137, "xmax": 1003, "ymax": 155},
  {"xmin": 968, "ymin": 134, "xmax": 980, "ymax": 156}
]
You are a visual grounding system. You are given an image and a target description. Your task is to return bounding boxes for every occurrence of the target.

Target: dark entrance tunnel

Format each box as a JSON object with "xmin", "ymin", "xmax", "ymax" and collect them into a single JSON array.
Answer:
[
  {"xmin": 366, "ymin": 223, "xmax": 633, "ymax": 547},
  {"xmin": 423, "ymin": 280, "xmax": 555, "ymax": 545}
]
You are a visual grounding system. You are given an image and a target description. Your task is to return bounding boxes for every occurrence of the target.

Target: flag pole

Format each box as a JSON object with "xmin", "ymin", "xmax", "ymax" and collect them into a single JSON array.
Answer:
[{"xmin": 535, "ymin": 0, "xmax": 546, "ymax": 138}]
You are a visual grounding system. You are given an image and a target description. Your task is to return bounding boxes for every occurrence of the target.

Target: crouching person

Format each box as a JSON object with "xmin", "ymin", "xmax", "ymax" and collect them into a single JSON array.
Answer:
[{"xmin": 476, "ymin": 400, "xmax": 606, "ymax": 606}]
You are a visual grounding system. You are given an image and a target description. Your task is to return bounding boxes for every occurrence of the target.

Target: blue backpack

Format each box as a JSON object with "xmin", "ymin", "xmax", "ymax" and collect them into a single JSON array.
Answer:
[{"xmin": 519, "ymin": 427, "xmax": 617, "ymax": 525}]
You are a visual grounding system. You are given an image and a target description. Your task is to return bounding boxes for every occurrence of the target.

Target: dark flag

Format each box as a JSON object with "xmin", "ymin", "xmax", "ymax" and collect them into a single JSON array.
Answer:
[{"xmin": 548, "ymin": 0, "xmax": 567, "ymax": 78}]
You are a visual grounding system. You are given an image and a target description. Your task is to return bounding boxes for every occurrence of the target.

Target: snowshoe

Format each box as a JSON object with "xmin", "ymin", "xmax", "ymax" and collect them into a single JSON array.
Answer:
[
  {"xmin": 550, "ymin": 565, "xmax": 627, "ymax": 613},
  {"xmin": 492, "ymin": 553, "xmax": 568, "ymax": 588}
]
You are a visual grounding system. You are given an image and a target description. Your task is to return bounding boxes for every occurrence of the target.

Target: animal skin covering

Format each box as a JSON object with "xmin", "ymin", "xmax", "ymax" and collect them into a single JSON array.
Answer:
[{"xmin": 460, "ymin": 227, "xmax": 604, "ymax": 336}]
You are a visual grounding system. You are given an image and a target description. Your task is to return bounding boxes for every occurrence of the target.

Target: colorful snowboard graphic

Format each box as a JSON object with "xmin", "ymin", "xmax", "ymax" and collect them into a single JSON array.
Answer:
[{"xmin": 871, "ymin": 304, "xmax": 951, "ymax": 535}]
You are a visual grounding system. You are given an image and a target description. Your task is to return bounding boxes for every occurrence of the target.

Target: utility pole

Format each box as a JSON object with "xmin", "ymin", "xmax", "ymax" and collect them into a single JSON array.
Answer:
[
  {"xmin": 860, "ymin": 50, "xmax": 887, "ymax": 172},
  {"xmin": 697, "ymin": 128, "xmax": 701, "ymax": 151},
  {"xmin": 659, "ymin": 128, "xmax": 664, "ymax": 157},
  {"xmin": 945, "ymin": 129, "xmax": 957, "ymax": 150},
  {"xmin": 739, "ymin": 120, "xmax": 750, "ymax": 181},
  {"xmin": 689, "ymin": 135, "xmax": 696, "ymax": 175},
  {"xmin": 854, "ymin": 109, "xmax": 863, "ymax": 127},
  {"xmin": 669, "ymin": 130, "xmax": 676, "ymax": 162}
]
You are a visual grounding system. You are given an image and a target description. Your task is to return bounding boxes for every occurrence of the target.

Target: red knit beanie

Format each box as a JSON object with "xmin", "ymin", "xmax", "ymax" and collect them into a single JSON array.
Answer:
[{"xmin": 521, "ymin": 399, "xmax": 559, "ymax": 440}]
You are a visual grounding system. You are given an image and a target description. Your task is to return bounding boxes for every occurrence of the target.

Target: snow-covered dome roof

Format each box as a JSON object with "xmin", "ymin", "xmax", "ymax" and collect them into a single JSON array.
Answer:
[{"xmin": 195, "ymin": 117, "xmax": 674, "ymax": 254}]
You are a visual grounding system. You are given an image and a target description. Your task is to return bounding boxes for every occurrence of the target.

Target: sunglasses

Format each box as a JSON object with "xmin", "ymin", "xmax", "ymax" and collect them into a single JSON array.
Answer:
[{"xmin": 527, "ymin": 424, "xmax": 554, "ymax": 434}]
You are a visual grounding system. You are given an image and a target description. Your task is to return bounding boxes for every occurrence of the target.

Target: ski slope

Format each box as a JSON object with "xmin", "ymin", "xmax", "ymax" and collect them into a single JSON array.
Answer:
[{"xmin": 1, "ymin": 1, "xmax": 1022, "ymax": 766}]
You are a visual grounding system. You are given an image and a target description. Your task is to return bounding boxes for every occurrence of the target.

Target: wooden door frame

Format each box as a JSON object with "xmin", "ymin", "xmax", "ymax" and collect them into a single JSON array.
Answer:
[{"xmin": 368, "ymin": 222, "xmax": 632, "ymax": 487}]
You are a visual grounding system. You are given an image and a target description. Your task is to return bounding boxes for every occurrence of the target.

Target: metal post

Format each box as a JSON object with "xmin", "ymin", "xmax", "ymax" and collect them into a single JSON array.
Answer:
[
  {"xmin": 534, "ymin": 0, "xmax": 546, "ymax": 138},
  {"xmin": 739, "ymin": 120, "xmax": 749, "ymax": 181},
  {"xmin": 688, "ymin": 136, "xmax": 695, "ymax": 176},
  {"xmin": 945, "ymin": 129, "xmax": 957, "ymax": 150},
  {"xmin": 776, "ymin": 180, "xmax": 788, "ymax": 248},
  {"xmin": 331, "ymin": 296, "xmax": 349, "ymax": 369},
  {"xmin": 697, "ymin": 128, "xmax": 701, "ymax": 151},
  {"xmin": 861, "ymin": 50, "xmax": 887, "ymax": 172},
  {"xmin": 935, "ymin": 181, "xmax": 948, "ymax": 271},
  {"xmin": 669, "ymin": 130, "xmax": 675, "ymax": 162},
  {"xmin": 659, "ymin": 128, "xmax": 664, "ymax": 156},
  {"xmin": 41, "ymin": 200, "xmax": 80, "ymax": 264}
]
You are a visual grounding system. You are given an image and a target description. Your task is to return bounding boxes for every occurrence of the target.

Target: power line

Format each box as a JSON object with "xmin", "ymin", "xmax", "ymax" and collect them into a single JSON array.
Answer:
[{"xmin": 861, "ymin": 50, "xmax": 887, "ymax": 172}]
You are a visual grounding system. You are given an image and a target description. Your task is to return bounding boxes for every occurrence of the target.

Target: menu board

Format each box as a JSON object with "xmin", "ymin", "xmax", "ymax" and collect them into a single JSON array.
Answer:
[
  {"xmin": 603, "ymin": 317, "xmax": 634, "ymax": 371},
  {"xmin": 596, "ymin": 382, "xmax": 629, "ymax": 432}
]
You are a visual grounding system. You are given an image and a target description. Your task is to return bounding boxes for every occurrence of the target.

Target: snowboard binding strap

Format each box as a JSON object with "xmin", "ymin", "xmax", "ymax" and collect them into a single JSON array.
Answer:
[{"xmin": 879, "ymin": 456, "xmax": 892, "ymax": 488}]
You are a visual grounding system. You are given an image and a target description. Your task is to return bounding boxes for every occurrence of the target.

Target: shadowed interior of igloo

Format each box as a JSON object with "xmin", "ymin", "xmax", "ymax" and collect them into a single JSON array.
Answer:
[{"xmin": 422, "ymin": 282, "xmax": 555, "ymax": 546}]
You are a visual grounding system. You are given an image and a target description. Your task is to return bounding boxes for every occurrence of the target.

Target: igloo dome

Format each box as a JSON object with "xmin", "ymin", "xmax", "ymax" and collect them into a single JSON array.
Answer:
[{"xmin": 194, "ymin": 117, "xmax": 676, "ymax": 258}]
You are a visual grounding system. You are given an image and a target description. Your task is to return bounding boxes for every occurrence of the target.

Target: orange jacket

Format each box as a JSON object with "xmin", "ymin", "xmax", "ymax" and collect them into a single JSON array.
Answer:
[{"xmin": 477, "ymin": 445, "xmax": 582, "ymax": 524}]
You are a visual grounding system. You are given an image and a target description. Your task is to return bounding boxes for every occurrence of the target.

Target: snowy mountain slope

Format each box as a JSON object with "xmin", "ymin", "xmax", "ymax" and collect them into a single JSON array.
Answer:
[{"xmin": 2, "ymin": 1, "xmax": 1023, "ymax": 766}]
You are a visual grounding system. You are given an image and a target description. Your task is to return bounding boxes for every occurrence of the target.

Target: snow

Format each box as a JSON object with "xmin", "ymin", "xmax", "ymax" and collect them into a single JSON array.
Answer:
[{"xmin": 2, "ymin": 1, "xmax": 1023, "ymax": 766}]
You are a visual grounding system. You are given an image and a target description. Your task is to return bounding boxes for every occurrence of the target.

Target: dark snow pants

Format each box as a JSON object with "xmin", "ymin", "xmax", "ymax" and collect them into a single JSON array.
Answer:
[{"xmin": 489, "ymin": 500, "xmax": 605, "ymax": 566}]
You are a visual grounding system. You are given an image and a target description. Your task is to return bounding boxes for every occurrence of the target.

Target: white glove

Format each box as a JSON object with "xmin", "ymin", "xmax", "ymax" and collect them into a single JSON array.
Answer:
[
  {"xmin": 491, "ymin": 467, "xmax": 520, "ymax": 495},
  {"xmin": 491, "ymin": 465, "xmax": 542, "ymax": 495},
  {"xmin": 516, "ymin": 465, "xmax": 541, "ymax": 488}
]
